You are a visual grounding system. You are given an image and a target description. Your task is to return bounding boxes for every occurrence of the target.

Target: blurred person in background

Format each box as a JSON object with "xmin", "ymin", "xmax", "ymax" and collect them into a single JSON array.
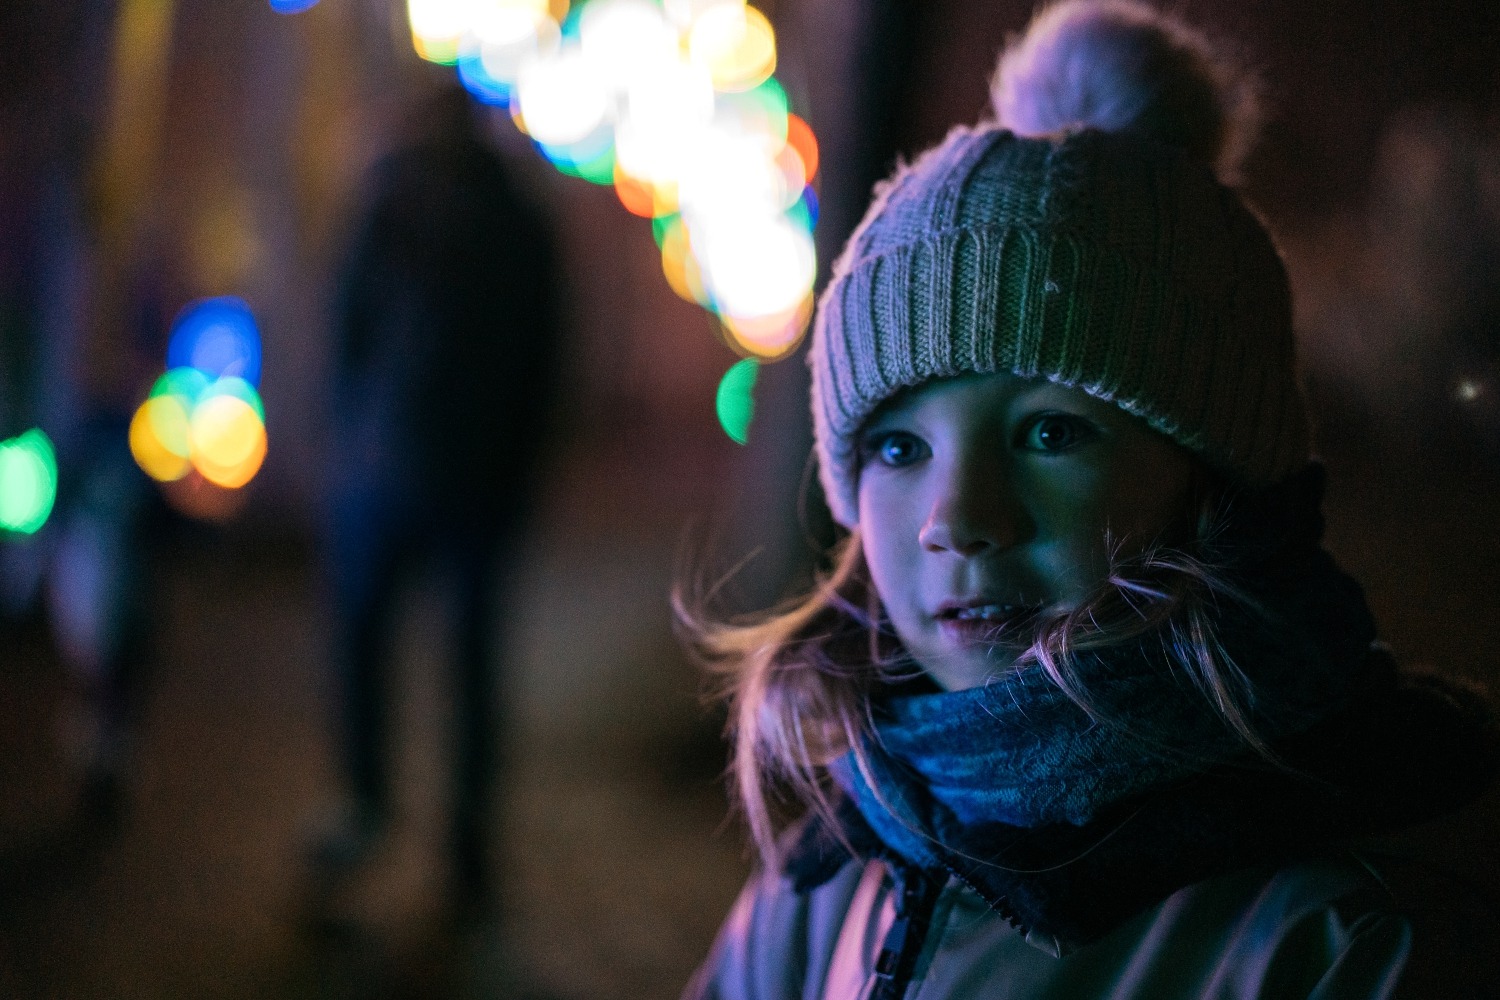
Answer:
[
  {"xmin": 313, "ymin": 82, "xmax": 562, "ymax": 922},
  {"xmin": 43, "ymin": 413, "xmax": 163, "ymax": 829},
  {"xmin": 0, "ymin": 172, "xmax": 167, "ymax": 837}
]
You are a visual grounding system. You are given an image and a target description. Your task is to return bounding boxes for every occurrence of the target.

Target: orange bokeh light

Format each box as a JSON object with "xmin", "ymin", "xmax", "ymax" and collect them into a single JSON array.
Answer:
[{"xmin": 785, "ymin": 113, "xmax": 818, "ymax": 182}]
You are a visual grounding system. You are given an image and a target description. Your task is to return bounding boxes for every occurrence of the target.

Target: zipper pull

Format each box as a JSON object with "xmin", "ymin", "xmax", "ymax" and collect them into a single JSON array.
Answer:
[{"xmin": 870, "ymin": 866, "xmax": 943, "ymax": 1000}]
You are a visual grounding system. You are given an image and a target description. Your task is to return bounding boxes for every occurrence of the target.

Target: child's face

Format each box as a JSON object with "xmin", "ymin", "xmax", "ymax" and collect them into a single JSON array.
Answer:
[{"xmin": 856, "ymin": 372, "xmax": 1196, "ymax": 691}]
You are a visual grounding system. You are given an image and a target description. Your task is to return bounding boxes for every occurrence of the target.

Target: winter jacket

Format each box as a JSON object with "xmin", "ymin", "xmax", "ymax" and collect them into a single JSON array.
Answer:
[{"xmin": 684, "ymin": 783, "xmax": 1500, "ymax": 1000}]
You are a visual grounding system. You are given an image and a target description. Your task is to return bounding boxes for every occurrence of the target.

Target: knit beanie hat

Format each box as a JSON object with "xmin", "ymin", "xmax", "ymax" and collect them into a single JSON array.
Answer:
[{"xmin": 810, "ymin": 0, "xmax": 1310, "ymax": 528}]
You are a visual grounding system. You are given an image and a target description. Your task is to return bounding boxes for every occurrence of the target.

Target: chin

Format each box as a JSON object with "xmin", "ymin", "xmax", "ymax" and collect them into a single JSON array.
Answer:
[{"xmin": 920, "ymin": 648, "xmax": 1021, "ymax": 691}]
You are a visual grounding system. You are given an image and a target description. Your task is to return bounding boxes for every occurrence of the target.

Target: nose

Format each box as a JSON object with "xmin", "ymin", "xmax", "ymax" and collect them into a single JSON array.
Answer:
[{"xmin": 917, "ymin": 455, "xmax": 1026, "ymax": 556}]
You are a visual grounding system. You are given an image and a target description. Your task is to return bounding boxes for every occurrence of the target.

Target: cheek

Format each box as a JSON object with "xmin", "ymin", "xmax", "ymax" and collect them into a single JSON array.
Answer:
[
  {"xmin": 1022, "ymin": 448, "xmax": 1194, "ymax": 600},
  {"xmin": 857, "ymin": 480, "xmax": 921, "ymax": 615},
  {"xmin": 1092, "ymin": 447, "xmax": 1197, "ymax": 557}
]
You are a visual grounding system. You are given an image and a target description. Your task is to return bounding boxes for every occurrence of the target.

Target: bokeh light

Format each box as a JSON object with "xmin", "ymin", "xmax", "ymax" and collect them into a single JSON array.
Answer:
[
  {"xmin": 205, "ymin": 377, "xmax": 266, "ymax": 422},
  {"xmin": 688, "ymin": 3, "xmax": 776, "ymax": 92},
  {"xmin": 474, "ymin": 0, "xmax": 554, "ymax": 49},
  {"xmin": 0, "ymin": 428, "xmax": 58, "ymax": 535},
  {"xmin": 151, "ymin": 366, "xmax": 212, "ymax": 406},
  {"xmin": 408, "ymin": 0, "xmax": 821, "ymax": 440},
  {"xmin": 580, "ymin": 0, "xmax": 679, "ymax": 92},
  {"xmin": 715, "ymin": 358, "xmax": 758, "ymax": 445},
  {"xmin": 189, "ymin": 396, "xmax": 268, "ymax": 489},
  {"xmin": 720, "ymin": 292, "xmax": 810, "ymax": 358},
  {"xmin": 409, "ymin": 0, "xmax": 471, "ymax": 64},
  {"xmin": 160, "ymin": 472, "xmax": 251, "ymax": 523},
  {"xmin": 698, "ymin": 217, "xmax": 814, "ymax": 323},
  {"xmin": 785, "ymin": 112, "xmax": 818, "ymax": 182},
  {"xmin": 130, "ymin": 396, "xmax": 193, "ymax": 482},
  {"xmin": 131, "ymin": 298, "xmax": 268, "ymax": 497},
  {"xmin": 269, "ymin": 0, "xmax": 321, "ymax": 12},
  {"xmin": 516, "ymin": 49, "xmax": 610, "ymax": 145},
  {"xmin": 166, "ymin": 296, "xmax": 263, "ymax": 386}
]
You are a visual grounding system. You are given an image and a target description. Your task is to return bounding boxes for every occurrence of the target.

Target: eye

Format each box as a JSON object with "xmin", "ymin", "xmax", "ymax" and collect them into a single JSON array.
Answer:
[
  {"xmin": 1019, "ymin": 413, "xmax": 1095, "ymax": 453},
  {"xmin": 863, "ymin": 430, "xmax": 929, "ymax": 468}
]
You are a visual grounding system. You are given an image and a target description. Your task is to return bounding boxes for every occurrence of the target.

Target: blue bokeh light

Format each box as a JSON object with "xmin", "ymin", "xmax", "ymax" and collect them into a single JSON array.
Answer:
[
  {"xmin": 166, "ymin": 296, "xmax": 263, "ymax": 388},
  {"xmin": 458, "ymin": 53, "xmax": 513, "ymax": 106}
]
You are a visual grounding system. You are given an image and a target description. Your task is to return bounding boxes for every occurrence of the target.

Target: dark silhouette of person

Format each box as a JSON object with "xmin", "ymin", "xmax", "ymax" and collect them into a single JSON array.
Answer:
[{"xmin": 316, "ymin": 83, "xmax": 561, "ymax": 918}]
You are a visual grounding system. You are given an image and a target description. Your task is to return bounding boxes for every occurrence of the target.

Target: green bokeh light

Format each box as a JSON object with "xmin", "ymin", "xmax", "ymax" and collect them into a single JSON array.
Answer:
[
  {"xmin": 207, "ymin": 376, "xmax": 267, "ymax": 423},
  {"xmin": 715, "ymin": 357, "xmax": 759, "ymax": 446},
  {"xmin": 151, "ymin": 366, "xmax": 212, "ymax": 406},
  {"xmin": 786, "ymin": 192, "xmax": 814, "ymax": 234},
  {"xmin": 0, "ymin": 428, "xmax": 58, "ymax": 535},
  {"xmin": 652, "ymin": 212, "xmax": 682, "ymax": 249},
  {"xmin": 545, "ymin": 134, "xmax": 617, "ymax": 186}
]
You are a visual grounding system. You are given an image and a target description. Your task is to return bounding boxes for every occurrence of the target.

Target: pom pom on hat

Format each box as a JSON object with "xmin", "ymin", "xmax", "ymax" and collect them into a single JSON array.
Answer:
[{"xmin": 991, "ymin": 0, "xmax": 1260, "ymax": 183}]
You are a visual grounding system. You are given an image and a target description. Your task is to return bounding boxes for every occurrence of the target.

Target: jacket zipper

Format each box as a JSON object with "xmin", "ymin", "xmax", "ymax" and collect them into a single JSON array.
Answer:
[
  {"xmin": 868, "ymin": 865, "xmax": 944, "ymax": 1000},
  {"xmin": 866, "ymin": 858, "xmax": 1038, "ymax": 999},
  {"xmin": 941, "ymin": 862, "xmax": 1029, "ymax": 936}
]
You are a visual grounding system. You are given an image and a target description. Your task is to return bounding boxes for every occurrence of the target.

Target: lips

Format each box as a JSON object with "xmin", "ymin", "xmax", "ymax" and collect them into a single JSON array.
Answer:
[{"xmin": 934, "ymin": 600, "xmax": 1041, "ymax": 644}]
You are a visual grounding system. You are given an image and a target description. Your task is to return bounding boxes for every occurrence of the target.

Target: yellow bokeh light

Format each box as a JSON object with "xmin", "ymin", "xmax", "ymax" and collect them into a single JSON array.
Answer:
[
  {"xmin": 190, "ymin": 396, "xmax": 263, "ymax": 468},
  {"xmin": 147, "ymin": 394, "xmax": 193, "ymax": 456},
  {"xmin": 660, "ymin": 220, "xmax": 711, "ymax": 306},
  {"xmin": 130, "ymin": 397, "xmax": 193, "ymax": 482},
  {"xmin": 688, "ymin": 4, "xmax": 776, "ymax": 93},
  {"xmin": 665, "ymin": 0, "xmax": 742, "ymax": 30},
  {"xmin": 408, "ymin": 0, "xmax": 472, "ymax": 64},
  {"xmin": 721, "ymin": 292, "xmax": 811, "ymax": 358},
  {"xmin": 193, "ymin": 434, "xmax": 267, "ymax": 489},
  {"xmin": 614, "ymin": 167, "xmax": 679, "ymax": 217},
  {"xmin": 421, "ymin": 0, "xmax": 823, "ymax": 408}
]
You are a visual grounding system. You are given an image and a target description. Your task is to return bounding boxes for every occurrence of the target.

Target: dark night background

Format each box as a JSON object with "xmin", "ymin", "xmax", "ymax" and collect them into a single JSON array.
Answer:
[{"xmin": 0, "ymin": 0, "xmax": 1496, "ymax": 997}]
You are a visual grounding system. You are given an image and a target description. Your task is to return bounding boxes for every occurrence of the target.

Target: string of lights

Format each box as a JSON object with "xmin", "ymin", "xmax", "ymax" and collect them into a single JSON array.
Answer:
[{"xmin": 278, "ymin": 0, "xmax": 820, "ymax": 444}]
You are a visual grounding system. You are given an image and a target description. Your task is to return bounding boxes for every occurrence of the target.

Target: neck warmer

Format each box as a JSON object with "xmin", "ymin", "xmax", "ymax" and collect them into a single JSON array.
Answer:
[{"xmin": 793, "ymin": 466, "xmax": 1500, "ymax": 950}]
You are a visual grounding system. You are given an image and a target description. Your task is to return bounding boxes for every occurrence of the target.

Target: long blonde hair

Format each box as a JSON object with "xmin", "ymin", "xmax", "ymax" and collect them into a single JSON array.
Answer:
[{"xmin": 676, "ymin": 489, "xmax": 1276, "ymax": 869}]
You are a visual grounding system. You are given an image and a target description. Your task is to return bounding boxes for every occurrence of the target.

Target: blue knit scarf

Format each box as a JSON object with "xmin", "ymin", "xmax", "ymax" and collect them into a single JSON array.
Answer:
[{"xmin": 830, "ymin": 464, "xmax": 1381, "ymax": 887}]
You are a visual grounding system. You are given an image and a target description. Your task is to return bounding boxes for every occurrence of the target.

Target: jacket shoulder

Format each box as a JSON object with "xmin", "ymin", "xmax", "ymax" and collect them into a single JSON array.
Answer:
[{"xmin": 682, "ymin": 844, "xmax": 875, "ymax": 1000}]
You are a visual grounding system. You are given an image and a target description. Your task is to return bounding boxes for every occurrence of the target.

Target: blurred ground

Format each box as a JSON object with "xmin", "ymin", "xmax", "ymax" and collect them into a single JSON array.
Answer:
[{"xmin": 0, "ymin": 418, "xmax": 753, "ymax": 1000}]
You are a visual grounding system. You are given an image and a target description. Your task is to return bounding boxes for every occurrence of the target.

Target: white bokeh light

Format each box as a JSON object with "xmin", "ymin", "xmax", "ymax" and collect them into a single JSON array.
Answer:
[
  {"xmin": 471, "ymin": 0, "xmax": 549, "ymax": 47},
  {"xmin": 677, "ymin": 128, "xmax": 786, "ymax": 225},
  {"xmin": 479, "ymin": 13, "xmax": 559, "ymax": 86},
  {"xmin": 687, "ymin": 2, "xmax": 776, "ymax": 92},
  {"xmin": 409, "ymin": 0, "xmax": 474, "ymax": 47},
  {"xmin": 517, "ymin": 49, "xmax": 610, "ymax": 145},
  {"xmin": 614, "ymin": 59, "xmax": 716, "ymax": 184},
  {"xmin": 698, "ymin": 216, "xmax": 814, "ymax": 321},
  {"xmin": 579, "ymin": 0, "xmax": 680, "ymax": 93}
]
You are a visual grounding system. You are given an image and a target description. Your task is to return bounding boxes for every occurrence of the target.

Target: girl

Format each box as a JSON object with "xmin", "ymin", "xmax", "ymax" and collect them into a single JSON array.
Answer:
[{"xmin": 681, "ymin": 2, "xmax": 1500, "ymax": 998}]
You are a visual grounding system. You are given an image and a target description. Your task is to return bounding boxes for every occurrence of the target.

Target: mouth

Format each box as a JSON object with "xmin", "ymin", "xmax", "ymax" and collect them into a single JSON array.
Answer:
[{"xmin": 934, "ymin": 601, "xmax": 1042, "ymax": 644}]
